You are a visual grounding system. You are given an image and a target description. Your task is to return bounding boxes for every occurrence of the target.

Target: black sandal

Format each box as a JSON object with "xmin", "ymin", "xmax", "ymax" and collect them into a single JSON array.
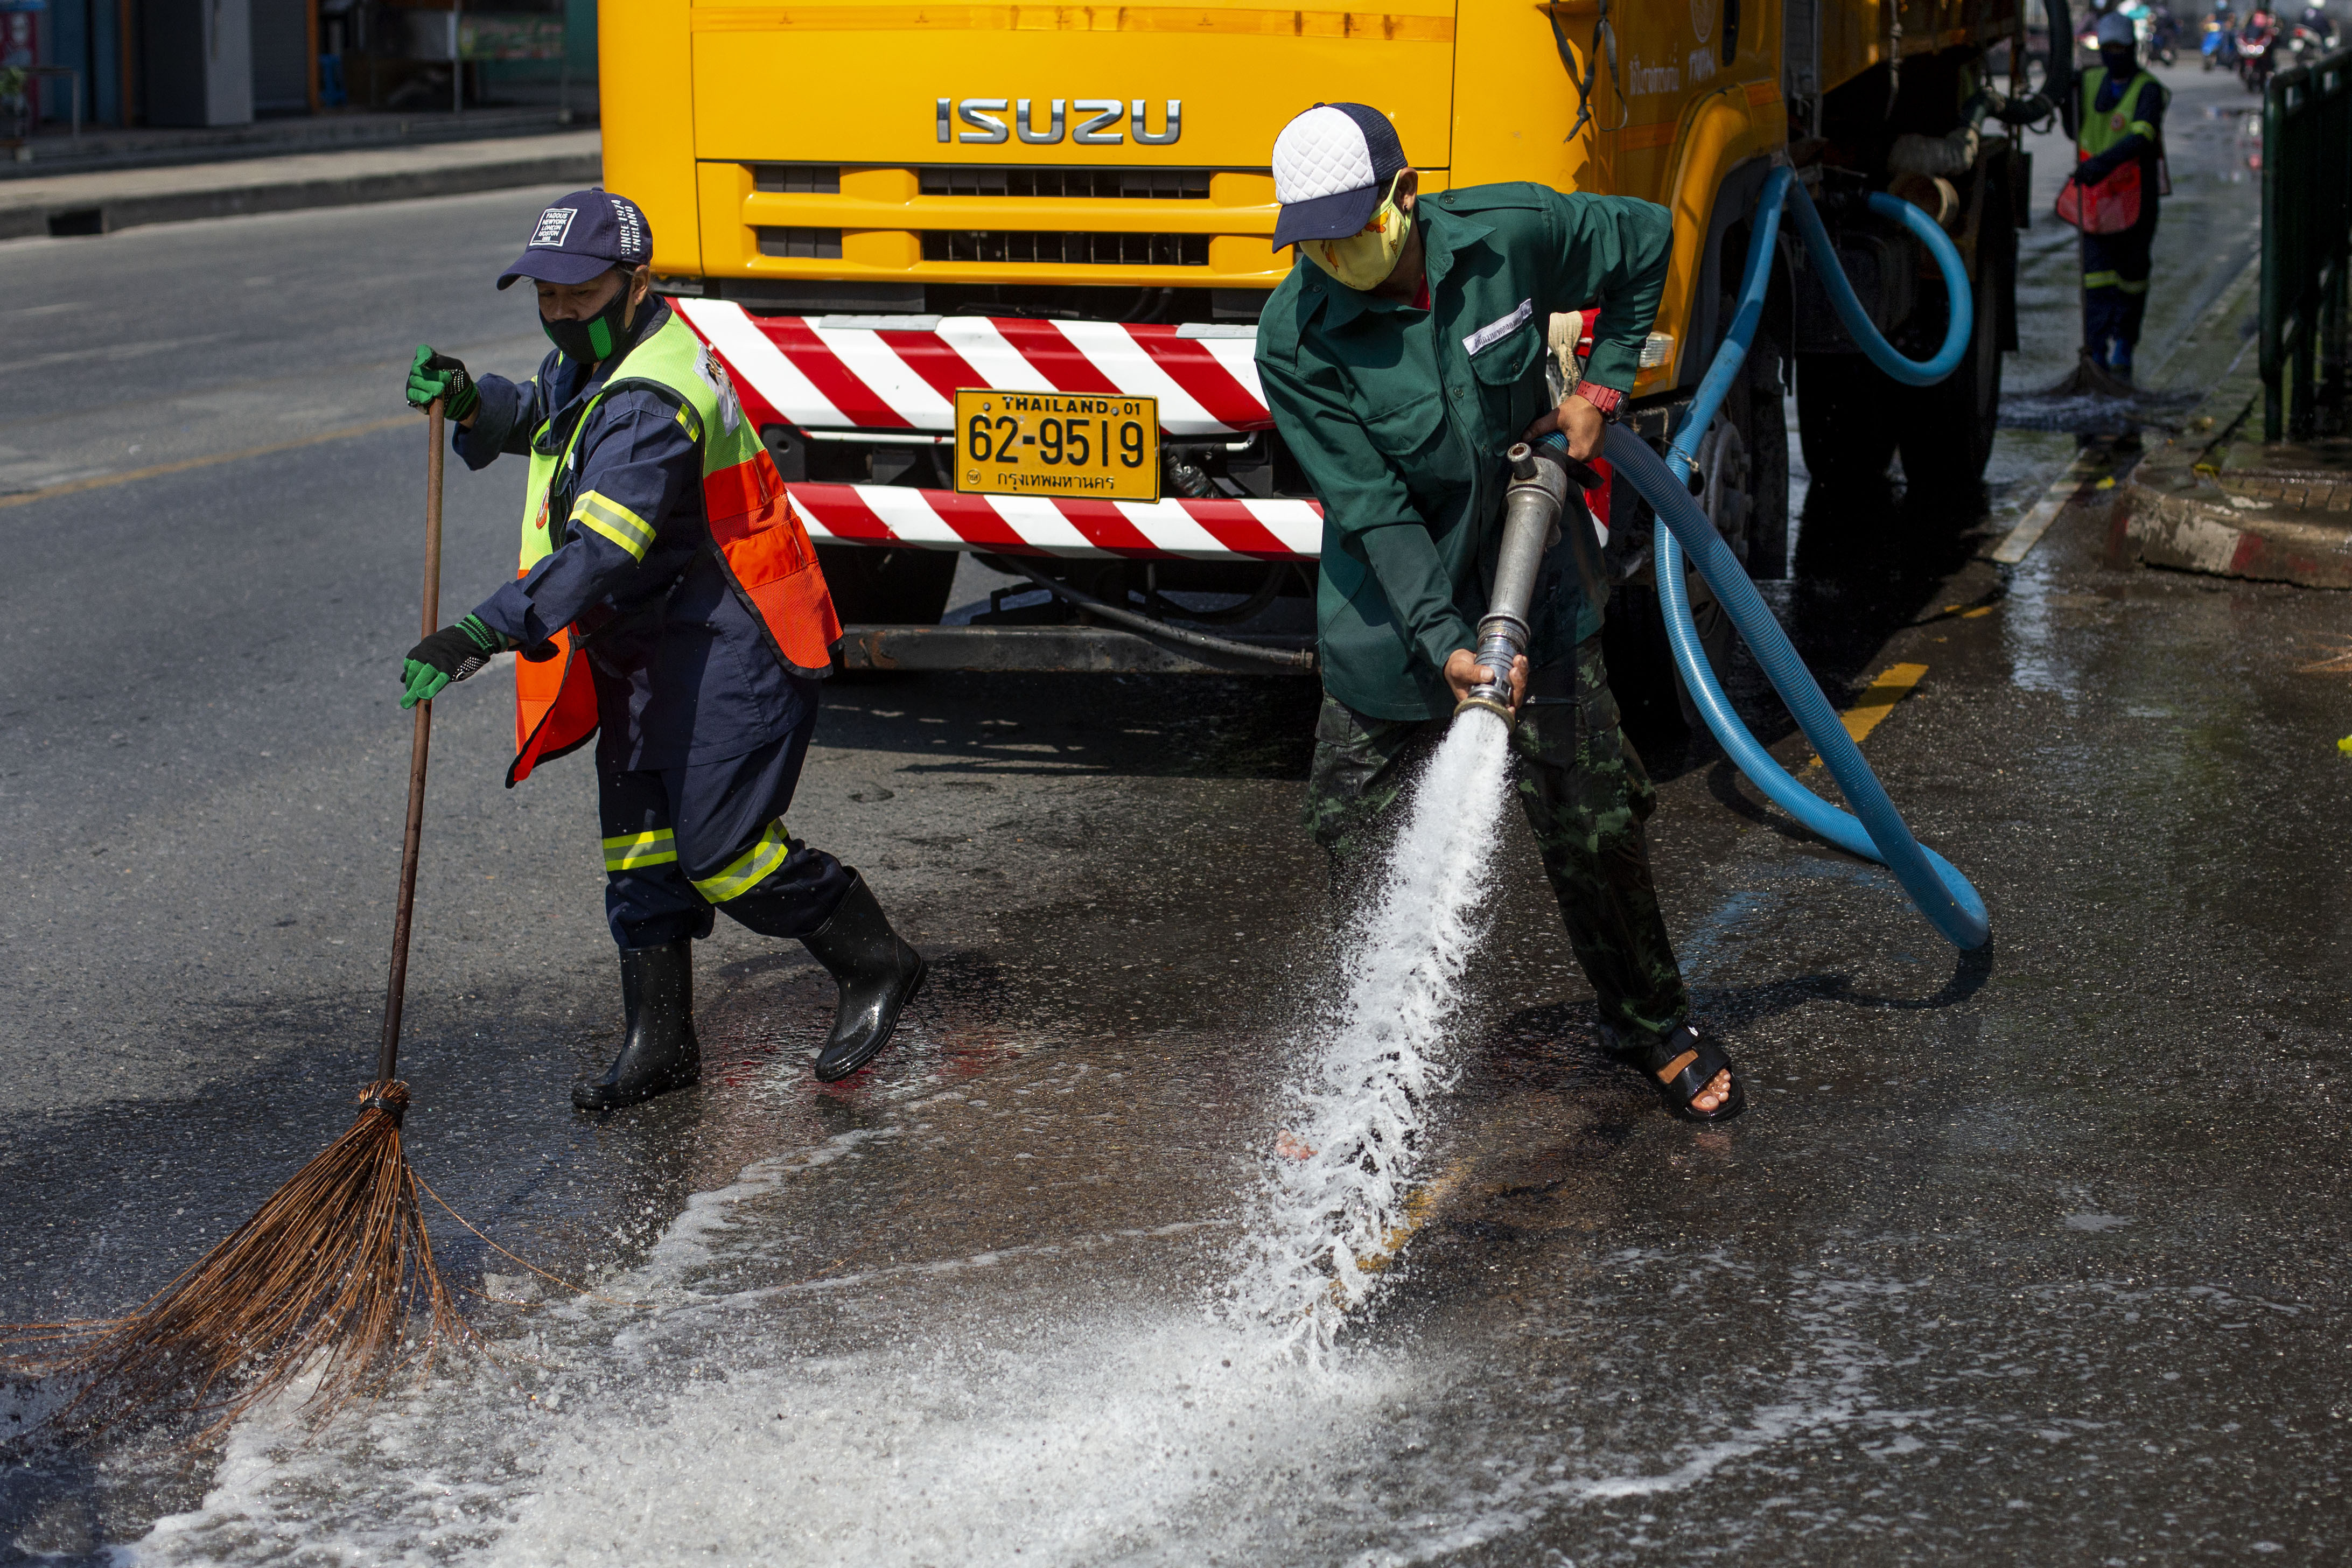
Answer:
[{"xmin": 1634, "ymin": 1024, "xmax": 1746, "ymax": 1123}]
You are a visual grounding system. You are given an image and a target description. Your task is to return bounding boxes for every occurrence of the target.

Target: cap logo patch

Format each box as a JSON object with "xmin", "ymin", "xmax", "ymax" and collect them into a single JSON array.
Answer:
[
  {"xmin": 610, "ymin": 198, "xmax": 647, "ymax": 262},
  {"xmin": 529, "ymin": 207, "xmax": 577, "ymax": 248}
]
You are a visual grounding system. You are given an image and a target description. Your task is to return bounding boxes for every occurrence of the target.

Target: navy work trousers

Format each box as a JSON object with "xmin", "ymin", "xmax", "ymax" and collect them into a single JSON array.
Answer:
[
  {"xmin": 2082, "ymin": 204, "xmax": 2159, "ymax": 372},
  {"xmin": 596, "ymin": 684, "xmax": 853, "ymax": 951}
]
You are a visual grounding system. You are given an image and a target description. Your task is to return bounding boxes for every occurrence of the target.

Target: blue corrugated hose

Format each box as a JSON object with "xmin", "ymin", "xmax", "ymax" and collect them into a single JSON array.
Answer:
[{"xmin": 1609, "ymin": 165, "xmax": 1991, "ymax": 949}]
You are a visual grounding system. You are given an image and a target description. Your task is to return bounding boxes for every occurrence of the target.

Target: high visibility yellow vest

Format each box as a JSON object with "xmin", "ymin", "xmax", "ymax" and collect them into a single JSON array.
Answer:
[
  {"xmin": 507, "ymin": 310, "xmax": 840, "ymax": 786},
  {"xmin": 2077, "ymin": 67, "xmax": 2161, "ymax": 159}
]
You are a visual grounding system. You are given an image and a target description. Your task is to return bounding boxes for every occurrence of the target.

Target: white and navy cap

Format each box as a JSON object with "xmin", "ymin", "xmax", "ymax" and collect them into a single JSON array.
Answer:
[
  {"xmin": 2094, "ymin": 11, "xmax": 2136, "ymax": 45},
  {"xmin": 497, "ymin": 188, "xmax": 654, "ymax": 289},
  {"xmin": 1270, "ymin": 103, "xmax": 1410, "ymax": 250}
]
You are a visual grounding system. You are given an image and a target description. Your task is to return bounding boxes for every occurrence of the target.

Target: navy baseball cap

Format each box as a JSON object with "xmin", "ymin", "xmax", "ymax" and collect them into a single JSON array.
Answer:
[
  {"xmin": 497, "ymin": 189, "xmax": 653, "ymax": 289},
  {"xmin": 1270, "ymin": 103, "xmax": 1410, "ymax": 250}
]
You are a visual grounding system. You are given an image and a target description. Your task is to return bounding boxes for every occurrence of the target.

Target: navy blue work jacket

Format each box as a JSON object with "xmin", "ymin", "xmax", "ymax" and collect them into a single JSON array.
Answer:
[{"xmin": 455, "ymin": 297, "xmax": 814, "ymax": 771}]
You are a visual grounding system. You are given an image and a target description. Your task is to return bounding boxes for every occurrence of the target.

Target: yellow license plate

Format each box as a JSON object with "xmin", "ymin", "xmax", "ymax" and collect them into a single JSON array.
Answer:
[{"xmin": 953, "ymin": 390, "xmax": 1160, "ymax": 503}]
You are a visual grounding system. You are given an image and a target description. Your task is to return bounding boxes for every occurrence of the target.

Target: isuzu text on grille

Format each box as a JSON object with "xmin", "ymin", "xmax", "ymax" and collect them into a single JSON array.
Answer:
[{"xmin": 936, "ymin": 98, "xmax": 1182, "ymax": 145}]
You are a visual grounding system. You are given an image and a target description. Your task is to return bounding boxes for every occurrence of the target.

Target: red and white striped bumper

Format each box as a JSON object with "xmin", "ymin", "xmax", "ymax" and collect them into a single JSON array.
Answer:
[
  {"xmin": 674, "ymin": 297, "xmax": 1317, "ymax": 562},
  {"xmin": 786, "ymin": 481, "xmax": 1322, "ymax": 562},
  {"xmin": 674, "ymin": 298, "xmax": 1274, "ymax": 436},
  {"xmin": 675, "ymin": 298, "xmax": 1612, "ymax": 563}
]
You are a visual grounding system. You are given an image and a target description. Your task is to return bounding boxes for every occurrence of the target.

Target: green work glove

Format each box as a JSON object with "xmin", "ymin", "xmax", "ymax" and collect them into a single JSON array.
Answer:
[
  {"xmin": 401, "ymin": 615, "xmax": 506, "ymax": 709},
  {"xmin": 405, "ymin": 345, "xmax": 480, "ymax": 421}
]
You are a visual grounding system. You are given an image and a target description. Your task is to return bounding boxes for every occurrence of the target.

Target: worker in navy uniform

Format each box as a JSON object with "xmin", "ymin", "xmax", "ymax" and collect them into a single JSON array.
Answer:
[
  {"xmin": 1255, "ymin": 104, "xmax": 1740, "ymax": 1123},
  {"xmin": 398, "ymin": 189, "xmax": 927, "ymax": 1105},
  {"xmin": 2068, "ymin": 11, "xmax": 2171, "ymax": 381}
]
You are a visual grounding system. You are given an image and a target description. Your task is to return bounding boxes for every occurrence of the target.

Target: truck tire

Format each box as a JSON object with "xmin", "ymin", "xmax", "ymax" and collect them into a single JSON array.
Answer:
[
  {"xmin": 1605, "ymin": 316, "xmax": 1790, "ymax": 737},
  {"xmin": 1667, "ymin": 315, "xmax": 1786, "ymax": 726},
  {"xmin": 1705, "ymin": 317, "xmax": 1791, "ymax": 581},
  {"xmin": 814, "ymin": 544, "xmax": 958, "ymax": 625},
  {"xmin": 1895, "ymin": 243, "xmax": 2004, "ymax": 489},
  {"xmin": 1796, "ymin": 352, "xmax": 1900, "ymax": 490}
]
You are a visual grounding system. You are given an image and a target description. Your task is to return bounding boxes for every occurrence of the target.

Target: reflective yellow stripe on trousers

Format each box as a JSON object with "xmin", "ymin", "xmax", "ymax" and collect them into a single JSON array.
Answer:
[
  {"xmin": 691, "ymin": 818, "xmax": 792, "ymax": 902},
  {"xmin": 603, "ymin": 829, "xmax": 678, "ymax": 872}
]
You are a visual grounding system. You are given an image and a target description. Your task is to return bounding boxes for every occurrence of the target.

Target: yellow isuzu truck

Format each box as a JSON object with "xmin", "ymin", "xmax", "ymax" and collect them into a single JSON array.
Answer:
[{"xmin": 600, "ymin": 0, "xmax": 2045, "ymax": 696}]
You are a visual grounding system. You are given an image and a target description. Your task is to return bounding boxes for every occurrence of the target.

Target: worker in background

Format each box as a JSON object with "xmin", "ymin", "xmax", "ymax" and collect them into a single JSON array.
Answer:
[
  {"xmin": 1255, "ymin": 104, "xmax": 1741, "ymax": 1124},
  {"xmin": 398, "ymin": 190, "xmax": 927, "ymax": 1107},
  {"xmin": 2070, "ymin": 11, "xmax": 2171, "ymax": 381}
]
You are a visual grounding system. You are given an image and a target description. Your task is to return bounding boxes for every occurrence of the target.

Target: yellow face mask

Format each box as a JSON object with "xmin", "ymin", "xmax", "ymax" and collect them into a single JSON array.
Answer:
[{"xmin": 1302, "ymin": 177, "xmax": 1413, "ymax": 292}]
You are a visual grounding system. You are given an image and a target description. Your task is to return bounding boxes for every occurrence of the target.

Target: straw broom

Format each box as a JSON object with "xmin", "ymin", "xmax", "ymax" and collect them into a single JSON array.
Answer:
[{"xmin": 6, "ymin": 404, "xmax": 471, "ymax": 1441}]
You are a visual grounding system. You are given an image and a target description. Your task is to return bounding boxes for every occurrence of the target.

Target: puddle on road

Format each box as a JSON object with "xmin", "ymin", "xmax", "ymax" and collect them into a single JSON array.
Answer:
[
  {"xmin": 15, "ymin": 546, "xmax": 2349, "ymax": 1563},
  {"xmin": 15, "ymin": 764, "xmax": 1968, "ymax": 1565},
  {"xmin": 95, "ymin": 1016, "xmax": 1900, "ymax": 1568}
]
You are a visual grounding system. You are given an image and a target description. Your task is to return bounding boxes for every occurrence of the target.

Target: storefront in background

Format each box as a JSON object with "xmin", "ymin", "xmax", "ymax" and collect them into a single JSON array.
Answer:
[{"xmin": 3, "ymin": 0, "xmax": 596, "ymax": 136}]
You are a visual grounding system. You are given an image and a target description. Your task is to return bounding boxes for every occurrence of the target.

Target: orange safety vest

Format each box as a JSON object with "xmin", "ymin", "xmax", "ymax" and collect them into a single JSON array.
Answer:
[
  {"xmin": 507, "ymin": 311, "xmax": 840, "ymax": 786},
  {"xmin": 2056, "ymin": 67, "xmax": 2164, "ymax": 234}
]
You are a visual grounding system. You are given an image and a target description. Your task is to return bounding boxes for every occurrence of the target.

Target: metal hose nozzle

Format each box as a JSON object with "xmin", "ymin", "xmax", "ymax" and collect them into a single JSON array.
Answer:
[{"xmin": 1455, "ymin": 441, "xmax": 1570, "ymax": 722}]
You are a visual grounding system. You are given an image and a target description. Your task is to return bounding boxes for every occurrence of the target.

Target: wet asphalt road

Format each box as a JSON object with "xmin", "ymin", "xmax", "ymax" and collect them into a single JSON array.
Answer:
[{"xmin": 4, "ymin": 62, "xmax": 2350, "ymax": 1565}]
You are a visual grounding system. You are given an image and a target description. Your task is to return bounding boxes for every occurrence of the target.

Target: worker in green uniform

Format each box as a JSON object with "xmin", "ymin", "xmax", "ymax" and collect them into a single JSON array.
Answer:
[{"xmin": 1256, "ymin": 102, "xmax": 1740, "ymax": 1123}]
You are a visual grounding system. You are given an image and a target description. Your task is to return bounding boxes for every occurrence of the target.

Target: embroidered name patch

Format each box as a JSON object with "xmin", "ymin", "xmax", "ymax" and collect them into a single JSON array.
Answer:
[
  {"xmin": 1463, "ymin": 298, "xmax": 1534, "ymax": 356},
  {"xmin": 530, "ymin": 207, "xmax": 577, "ymax": 248}
]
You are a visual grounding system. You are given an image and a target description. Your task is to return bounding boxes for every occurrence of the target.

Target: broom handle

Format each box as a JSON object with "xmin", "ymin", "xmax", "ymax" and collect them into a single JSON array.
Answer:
[{"xmin": 379, "ymin": 400, "xmax": 445, "ymax": 1082}]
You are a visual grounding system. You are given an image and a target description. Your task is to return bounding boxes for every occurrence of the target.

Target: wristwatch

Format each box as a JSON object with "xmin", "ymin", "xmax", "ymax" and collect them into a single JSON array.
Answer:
[{"xmin": 1572, "ymin": 382, "xmax": 1625, "ymax": 420}]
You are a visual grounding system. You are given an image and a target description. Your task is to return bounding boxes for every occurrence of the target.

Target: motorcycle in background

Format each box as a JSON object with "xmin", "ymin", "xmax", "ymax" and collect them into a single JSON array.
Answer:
[
  {"xmin": 2241, "ymin": 6, "xmax": 2281, "ymax": 87},
  {"xmin": 2290, "ymin": 4, "xmax": 2337, "ymax": 57},
  {"xmin": 2204, "ymin": 5, "xmax": 2243, "ymax": 67}
]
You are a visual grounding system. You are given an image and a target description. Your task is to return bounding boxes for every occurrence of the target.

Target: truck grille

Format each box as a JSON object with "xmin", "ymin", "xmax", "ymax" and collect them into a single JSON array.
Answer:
[
  {"xmin": 916, "ymin": 167, "xmax": 1213, "ymax": 200},
  {"xmin": 920, "ymin": 230, "xmax": 1210, "ymax": 266},
  {"xmin": 757, "ymin": 227, "xmax": 844, "ymax": 259},
  {"xmin": 751, "ymin": 165, "xmax": 842, "ymax": 193}
]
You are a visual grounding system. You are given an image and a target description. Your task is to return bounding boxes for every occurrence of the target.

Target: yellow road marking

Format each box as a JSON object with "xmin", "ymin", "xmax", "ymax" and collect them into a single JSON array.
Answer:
[
  {"xmin": 1990, "ymin": 443, "xmax": 2116, "ymax": 565},
  {"xmin": 0, "ymin": 414, "xmax": 417, "ymax": 512},
  {"xmin": 1804, "ymin": 662, "xmax": 1929, "ymax": 770},
  {"xmin": 1836, "ymin": 662, "xmax": 1929, "ymax": 745}
]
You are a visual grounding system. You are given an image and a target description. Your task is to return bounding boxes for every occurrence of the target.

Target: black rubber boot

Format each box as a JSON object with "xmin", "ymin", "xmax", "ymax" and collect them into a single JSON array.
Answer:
[
  {"xmin": 572, "ymin": 939, "xmax": 702, "ymax": 1111},
  {"xmin": 801, "ymin": 871, "xmax": 926, "ymax": 1082}
]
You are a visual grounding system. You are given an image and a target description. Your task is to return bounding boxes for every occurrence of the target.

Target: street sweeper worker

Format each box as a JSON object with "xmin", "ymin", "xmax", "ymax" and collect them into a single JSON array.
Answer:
[
  {"xmin": 1255, "ymin": 103, "xmax": 1740, "ymax": 1123},
  {"xmin": 2067, "ymin": 11, "xmax": 2171, "ymax": 381},
  {"xmin": 394, "ymin": 188, "xmax": 927, "ymax": 1105}
]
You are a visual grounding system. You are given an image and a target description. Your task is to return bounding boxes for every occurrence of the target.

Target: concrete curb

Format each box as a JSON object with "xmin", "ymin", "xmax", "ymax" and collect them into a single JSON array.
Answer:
[
  {"xmin": 2115, "ymin": 456, "xmax": 2352, "ymax": 586},
  {"xmin": 2111, "ymin": 283, "xmax": 2352, "ymax": 590},
  {"xmin": 0, "ymin": 132, "xmax": 599, "ymax": 242}
]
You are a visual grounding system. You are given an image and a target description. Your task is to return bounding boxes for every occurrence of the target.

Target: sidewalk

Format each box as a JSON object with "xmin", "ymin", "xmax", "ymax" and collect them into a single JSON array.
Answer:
[
  {"xmin": 2112, "ymin": 277, "xmax": 2352, "ymax": 589},
  {"xmin": 0, "ymin": 130, "xmax": 600, "ymax": 241},
  {"xmin": 1, "ymin": 106, "xmax": 588, "ymax": 181}
]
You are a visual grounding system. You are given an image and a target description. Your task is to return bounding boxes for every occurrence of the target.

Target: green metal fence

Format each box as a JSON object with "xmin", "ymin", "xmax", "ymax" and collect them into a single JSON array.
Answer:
[{"xmin": 2261, "ymin": 46, "xmax": 2352, "ymax": 442}]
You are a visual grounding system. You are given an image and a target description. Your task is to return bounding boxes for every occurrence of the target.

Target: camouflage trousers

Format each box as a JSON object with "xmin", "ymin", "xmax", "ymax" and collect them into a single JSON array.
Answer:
[{"xmin": 1303, "ymin": 635, "xmax": 1691, "ymax": 1047}]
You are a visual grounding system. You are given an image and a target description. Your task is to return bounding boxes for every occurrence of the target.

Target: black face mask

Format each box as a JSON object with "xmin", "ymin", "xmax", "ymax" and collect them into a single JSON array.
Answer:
[{"xmin": 543, "ymin": 280, "xmax": 634, "ymax": 365}]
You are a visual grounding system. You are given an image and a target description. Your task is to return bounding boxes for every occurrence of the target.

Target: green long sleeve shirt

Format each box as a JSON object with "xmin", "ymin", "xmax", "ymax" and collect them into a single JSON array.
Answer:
[{"xmin": 1256, "ymin": 183, "xmax": 1674, "ymax": 720}]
